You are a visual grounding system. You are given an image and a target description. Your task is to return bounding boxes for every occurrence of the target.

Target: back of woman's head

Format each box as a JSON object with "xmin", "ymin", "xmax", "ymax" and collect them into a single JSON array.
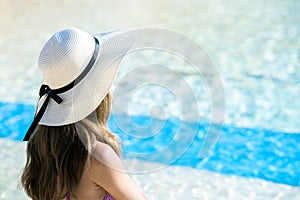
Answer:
[
  {"xmin": 20, "ymin": 27, "xmax": 134, "ymax": 200},
  {"xmin": 21, "ymin": 93, "xmax": 120, "ymax": 200}
]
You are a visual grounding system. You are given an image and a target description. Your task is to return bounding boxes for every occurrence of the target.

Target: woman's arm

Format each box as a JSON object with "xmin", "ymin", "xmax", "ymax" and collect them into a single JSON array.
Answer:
[{"xmin": 88, "ymin": 142, "xmax": 147, "ymax": 200}]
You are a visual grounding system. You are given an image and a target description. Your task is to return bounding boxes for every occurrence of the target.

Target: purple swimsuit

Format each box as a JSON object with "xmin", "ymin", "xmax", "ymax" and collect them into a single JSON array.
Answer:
[
  {"xmin": 66, "ymin": 192, "xmax": 114, "ymax": 200},
  {"xmin": 103, "ymin": 192, "xmax": 115, "ymax": 200}
]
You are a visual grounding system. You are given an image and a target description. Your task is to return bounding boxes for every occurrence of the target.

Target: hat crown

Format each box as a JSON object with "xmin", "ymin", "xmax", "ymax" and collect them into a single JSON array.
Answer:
[{"xmin": 38, "ymin": 27, "xmax": 95, "ymax": 89}]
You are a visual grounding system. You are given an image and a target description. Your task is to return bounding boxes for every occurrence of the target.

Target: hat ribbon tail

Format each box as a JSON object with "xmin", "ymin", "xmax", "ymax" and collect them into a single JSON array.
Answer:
[{"xmin": 22, "ymin": 85, "xmax": 62, "ymax": 141}]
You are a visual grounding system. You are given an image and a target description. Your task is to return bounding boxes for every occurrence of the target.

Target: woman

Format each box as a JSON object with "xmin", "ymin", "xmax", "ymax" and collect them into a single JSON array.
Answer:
[{"xmin": 21, "ymin": 27, "xmax": 146, "ymax": 200}]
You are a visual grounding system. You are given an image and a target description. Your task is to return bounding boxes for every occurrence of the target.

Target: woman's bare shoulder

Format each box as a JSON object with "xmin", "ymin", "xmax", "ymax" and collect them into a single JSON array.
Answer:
[
  {"xmin": 88, "ymin": 142, "xmax": 147, "ymax": 200},
  {"xmin": 91, "ymin": 142, "xmax": 124, "ymax": 171},
  {"xmin": 91, "ymin": 141, "xmax": 121, "ymax": 167}
]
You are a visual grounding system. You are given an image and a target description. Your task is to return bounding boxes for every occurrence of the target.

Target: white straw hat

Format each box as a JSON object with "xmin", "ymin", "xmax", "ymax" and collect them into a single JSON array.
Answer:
[{"xmin": 23, "ymin": 27, "xmax": 135, "ymax": 141}]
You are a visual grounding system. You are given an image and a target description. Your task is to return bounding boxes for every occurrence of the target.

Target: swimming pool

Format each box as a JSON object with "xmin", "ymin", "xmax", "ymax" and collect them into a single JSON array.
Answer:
[{"xmin": 0, "ymin": 0, "xmax": 299, "ymax": 199}]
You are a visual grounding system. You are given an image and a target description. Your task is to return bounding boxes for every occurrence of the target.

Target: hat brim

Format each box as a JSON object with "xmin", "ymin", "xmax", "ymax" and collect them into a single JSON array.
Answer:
[{"xmin": 37, "ymin": 30, "xmax": 136, "ymax": 126}]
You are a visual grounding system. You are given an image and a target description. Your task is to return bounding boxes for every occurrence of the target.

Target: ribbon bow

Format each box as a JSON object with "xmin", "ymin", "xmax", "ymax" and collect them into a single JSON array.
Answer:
[
  {"xmin": 23, "ymin": 85, "xmax": 63, "ymax": 141},
  {"xmin": 39, "ymin": 85, "xmax": 63, "ymax": 104}
]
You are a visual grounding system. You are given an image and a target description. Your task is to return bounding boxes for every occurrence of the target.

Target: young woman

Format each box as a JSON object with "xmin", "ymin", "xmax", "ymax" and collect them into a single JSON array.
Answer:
[{"xmin": 21, "ymin": 27, "xmax": 146, "ymax": 200}]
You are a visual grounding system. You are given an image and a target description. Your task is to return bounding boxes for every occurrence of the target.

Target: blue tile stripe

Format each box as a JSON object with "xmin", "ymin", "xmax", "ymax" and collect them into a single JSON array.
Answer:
[{"xmin": 1, "ymin": 102, "xmax": 299, "ymax": 186}]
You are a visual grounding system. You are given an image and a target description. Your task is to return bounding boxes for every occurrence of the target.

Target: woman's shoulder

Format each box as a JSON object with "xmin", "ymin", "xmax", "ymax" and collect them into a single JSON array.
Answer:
[
  {"xmin": 93, "ymin": 141, "xmax": 113, "ymax": 155},
  {"xmin": 90, "ymin": 141, "xmax": 122, "ymax": 170},
  {"xmin": 88, "ymin": 142, "xmax": 125, "ymax": 194},
  {"xmin": 88, "ymin": 142, "xmax": 147, "ymax": 199}
]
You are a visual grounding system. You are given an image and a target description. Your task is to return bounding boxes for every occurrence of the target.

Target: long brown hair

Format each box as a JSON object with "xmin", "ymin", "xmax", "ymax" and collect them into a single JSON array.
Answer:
[{"xmin": 21, "ymin": 92, "xmax": 120, "ymax": 200}]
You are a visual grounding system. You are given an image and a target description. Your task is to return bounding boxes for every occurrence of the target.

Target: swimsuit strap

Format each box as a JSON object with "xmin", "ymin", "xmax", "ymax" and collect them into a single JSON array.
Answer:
[
  {"xmin": 104, "ymin": 192, "xmax": 115, "ymax": 200},
  {"xmin": 65, "ymin": 192, "xmax": 114, "ymax": 200},
  {"xmin": 66, "ymin": 194, "xmax": 71, "ymax": 200}
]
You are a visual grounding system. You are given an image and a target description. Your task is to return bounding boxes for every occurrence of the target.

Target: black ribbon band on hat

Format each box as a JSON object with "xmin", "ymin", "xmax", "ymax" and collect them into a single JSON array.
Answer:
[{"xmin": 23, "ymin": 37, "xmax": 100, "ymax": 141}]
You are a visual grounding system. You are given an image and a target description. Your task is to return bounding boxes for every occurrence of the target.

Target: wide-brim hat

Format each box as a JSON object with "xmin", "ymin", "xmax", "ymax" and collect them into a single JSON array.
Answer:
[{"xmin": 23, "ymin": 27, "xmax": 136, "ymax": 141}]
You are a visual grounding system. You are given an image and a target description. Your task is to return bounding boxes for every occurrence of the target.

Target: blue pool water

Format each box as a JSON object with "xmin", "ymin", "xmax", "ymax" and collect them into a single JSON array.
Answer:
[{"xmin": 1, "ymin": 101, "xmax": 299, "ymax": 186}]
